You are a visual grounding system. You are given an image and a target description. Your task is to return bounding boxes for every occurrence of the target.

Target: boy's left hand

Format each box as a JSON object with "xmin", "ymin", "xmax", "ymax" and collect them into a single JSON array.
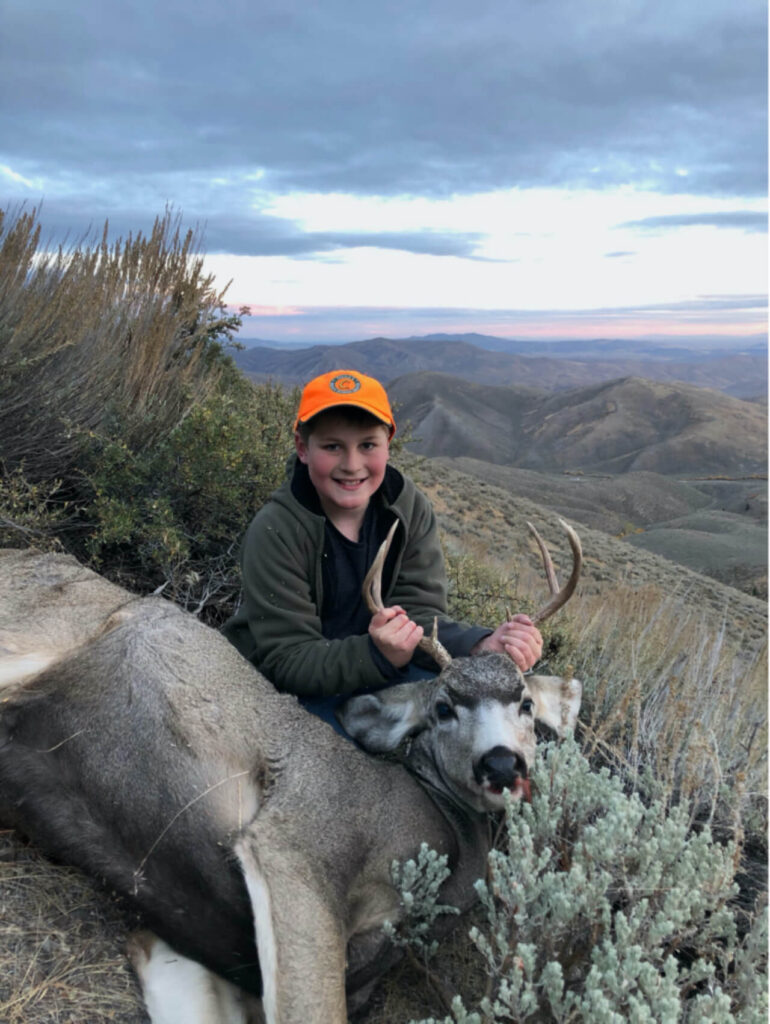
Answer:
[{"xmin": 470, "ymin": 614, "xmax": 543, "ymax": 672}]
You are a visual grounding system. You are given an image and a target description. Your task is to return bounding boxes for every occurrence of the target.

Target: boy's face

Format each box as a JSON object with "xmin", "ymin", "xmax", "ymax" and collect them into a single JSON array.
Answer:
[{"xmin": 295, "ymin": 414, "xmax": 390, "ymax": 525}]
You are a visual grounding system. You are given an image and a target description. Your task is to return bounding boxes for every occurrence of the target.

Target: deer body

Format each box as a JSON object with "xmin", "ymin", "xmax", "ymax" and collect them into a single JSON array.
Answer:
[{"xmin": 0, "ymin": 541, "xmax": 580, "ymax": 1024}]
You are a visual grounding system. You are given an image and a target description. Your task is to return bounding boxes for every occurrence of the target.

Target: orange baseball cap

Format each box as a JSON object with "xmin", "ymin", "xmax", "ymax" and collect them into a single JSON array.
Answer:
[{"xmin": 294, "ymin": 370, "xmax": 396, "ymax": 438}]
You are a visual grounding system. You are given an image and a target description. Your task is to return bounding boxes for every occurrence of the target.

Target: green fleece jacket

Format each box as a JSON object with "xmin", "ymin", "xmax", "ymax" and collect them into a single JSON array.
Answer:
[{"xmin": 222, "ymin": 457, "xmax": 489, "ymax": 697}]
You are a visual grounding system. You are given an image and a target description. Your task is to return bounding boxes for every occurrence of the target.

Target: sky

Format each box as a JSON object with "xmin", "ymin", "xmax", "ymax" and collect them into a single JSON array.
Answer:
[{"xmin": 1, "ymin": 0, "xmax": 766, "ymax": 346}]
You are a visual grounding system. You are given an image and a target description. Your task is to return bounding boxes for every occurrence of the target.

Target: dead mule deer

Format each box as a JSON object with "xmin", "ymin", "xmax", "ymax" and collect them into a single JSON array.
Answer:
[{"xmin": 0, "ymin": 519, "xmax": 582, "ymax": 1024}]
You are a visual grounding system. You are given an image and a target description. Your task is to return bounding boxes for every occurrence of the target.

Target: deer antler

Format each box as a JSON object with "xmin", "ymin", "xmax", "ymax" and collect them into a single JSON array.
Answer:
[
  {"xmin": 362, "ymin": 519, "xmax": 453, "ymax": 670},
  {"xmin": 526, "ymin": 518, "xmax": 583, "ymax": 624}
]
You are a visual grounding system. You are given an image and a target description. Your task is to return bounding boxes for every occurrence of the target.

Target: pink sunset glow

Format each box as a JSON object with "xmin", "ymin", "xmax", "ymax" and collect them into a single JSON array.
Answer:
[{"xmin": 231, "ymin": 301, "xmax": 767, "ymax": 346}]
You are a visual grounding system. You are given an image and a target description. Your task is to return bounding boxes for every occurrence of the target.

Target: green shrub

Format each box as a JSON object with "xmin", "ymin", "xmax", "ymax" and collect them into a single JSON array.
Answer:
[
  {"xmin": 0, "ymin": 461, "xmax": 68, "ymax": 550},
  {"xmin": 396, "ymin": 737, "xmax": 766, "ymax": 1024},
  {"xmin": 82, "ymin": 373, "xmax": 297, "ymax": 620},
  {"xmin": 385, "ymin": 844, "xmax": 460, "ymax": 958}
]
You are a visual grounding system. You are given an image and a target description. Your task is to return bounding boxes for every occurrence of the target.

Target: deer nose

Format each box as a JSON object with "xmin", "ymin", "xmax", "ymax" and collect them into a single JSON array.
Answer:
[{"xmin": 473, "ymin": 746, "xmax": 527, "ymax": 788}]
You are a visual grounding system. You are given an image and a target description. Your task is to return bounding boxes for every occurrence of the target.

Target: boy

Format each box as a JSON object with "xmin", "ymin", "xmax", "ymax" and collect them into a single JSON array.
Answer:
[{"xmin": 222, "ymin": 370, "xmax": 542, "ymax": 729}]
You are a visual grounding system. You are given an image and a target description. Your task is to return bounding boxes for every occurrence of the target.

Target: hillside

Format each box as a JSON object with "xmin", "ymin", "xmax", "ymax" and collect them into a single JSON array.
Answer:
[
  {"xmin": 402, "ymin": 455, "xmax": 767, "ymax": 644},
  {"xmin": 432, "ymin": 460, "xmax": 714, "ymax": 533},
  {"xmin": 391, "ymin": 372, "xmax": 767, "ymax": 476},
  {"xmin": 433, "ymin": 457, "xmax": 767, "ymax": 598},
  {"xmin": 234, "ymin": 335, "xmax": 768, "ymax": 397}
]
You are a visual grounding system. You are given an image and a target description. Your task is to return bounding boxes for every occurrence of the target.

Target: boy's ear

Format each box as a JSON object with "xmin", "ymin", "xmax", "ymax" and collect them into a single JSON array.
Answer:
[{"xmin": 294, "ymin": 431, "xmax": 309, "ymax": 463}]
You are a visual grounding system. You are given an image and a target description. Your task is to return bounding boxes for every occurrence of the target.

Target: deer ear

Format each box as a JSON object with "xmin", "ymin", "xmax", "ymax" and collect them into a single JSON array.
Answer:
[
  {"xmin": 336, "ymin": 683, "xmax": 429, "ymax": 753},
  {"xmin": 526, "ymin": 675, "xmax": 582, "ymax": 737}
]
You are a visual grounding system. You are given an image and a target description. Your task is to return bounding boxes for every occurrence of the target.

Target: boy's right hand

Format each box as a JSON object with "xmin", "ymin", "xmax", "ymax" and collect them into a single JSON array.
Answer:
[{"xmin": 369, "ymin": 606, "xmax": 424, "ymax": 668}]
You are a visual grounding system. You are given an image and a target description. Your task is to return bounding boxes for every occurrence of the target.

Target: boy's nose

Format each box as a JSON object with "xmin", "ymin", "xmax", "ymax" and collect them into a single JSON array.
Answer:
[{"xmin": 340, "ymin": 449, "xmax": 363, "ymax": 472}]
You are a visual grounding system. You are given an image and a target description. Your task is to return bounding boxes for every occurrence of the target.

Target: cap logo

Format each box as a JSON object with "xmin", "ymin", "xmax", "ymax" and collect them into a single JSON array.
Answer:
[{"xmin": 329, "ymin": 373, "xmax": 361, "ymax": 394}]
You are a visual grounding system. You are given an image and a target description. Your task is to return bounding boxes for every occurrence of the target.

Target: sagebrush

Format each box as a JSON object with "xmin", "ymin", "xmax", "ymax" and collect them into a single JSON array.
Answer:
[{"xmin": 391, "ymin": 737, "xmax": 766, "ymax": 1024}]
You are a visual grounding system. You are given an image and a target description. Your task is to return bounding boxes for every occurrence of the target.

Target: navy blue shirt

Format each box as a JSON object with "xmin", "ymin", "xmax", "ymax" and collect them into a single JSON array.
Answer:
[{"xmin": 320, "ymin": 503, "xmax": 406, "ymax": 682}]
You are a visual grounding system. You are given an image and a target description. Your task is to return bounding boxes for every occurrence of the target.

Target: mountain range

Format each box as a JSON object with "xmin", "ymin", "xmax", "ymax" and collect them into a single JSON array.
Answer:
[
  {"xmin": 401, "ymin": 331, "xmax": 767, "ymax": 361},
  {"xmin": 388, "ymin": 371, "xmax": 766, "ymax": 595},
  {"xmin": 389, "ymin": 372, "xmax": 766, "ymax": 476},
  {"xmin": 234, "ymin": 334, "xmax": 767, "ymax": 398}
]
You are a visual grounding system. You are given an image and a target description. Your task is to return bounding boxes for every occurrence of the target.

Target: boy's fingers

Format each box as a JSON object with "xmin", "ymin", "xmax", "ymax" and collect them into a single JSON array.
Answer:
[
  {"xmin": 503, "ymin": 642, "xmax": 529, "ymax": 672},
  {"xmin": 371, "ymin": 607, "xmax": 401, "ymax": 627},
  {"xmin": 371, "ymin": 613, "xmax": 423, "ymax": 647},
  {"xmin": 370, "ymin": 615, "xmax": 424, "ymax": 667},
  {"xmin": 503, "ymin": 629, "xmax": 542, "ymax": 669},
  {"xmin": 371, "ymin": 605, "xmax": 406, "ymax": 626},
  {"xmin": 387, "ymin": 615, "xmax": 422, "ymax": 643},
  {"xmin": 503, "ymin": 624, "xmax": 542, "ymax": 654}
]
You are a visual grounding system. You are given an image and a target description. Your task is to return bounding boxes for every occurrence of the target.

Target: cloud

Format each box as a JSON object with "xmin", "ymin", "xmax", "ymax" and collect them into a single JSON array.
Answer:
[
  {"xmin": 0, "ymin": 163, "xmax": 38, "ymax": 188},
  {"xmin": 0, "ymin": 0, "xmax": 765, "ymax": 216},
  {"xmin": 576, "ymin": 294, "xmax": 767, "ymax": 318},
  {"xmin": 22, "ymin": 193, "xmax": 486, "ymax": 259},
  {"xmin": 621, "ymin": 211, "xmax": 767, "ymax": 232},
  {"xmin": 200, "ymin": 221, "xmax": 487, "ymax": 259}
]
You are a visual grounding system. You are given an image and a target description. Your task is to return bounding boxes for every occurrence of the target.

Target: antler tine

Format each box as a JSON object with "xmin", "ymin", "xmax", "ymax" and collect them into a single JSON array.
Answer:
[
  {"xmin": 361, "ymin": 519, "xmax": 453, "ymax": 670},
  {"xmin": 527, "ymin": 518, "xmax": 583, "ymax": 625},
  {"xmin": 420, "ymin": 619, "xmax": 453, "ymax": 670},
  {"xmin": 362, "ymin": 519, "xmax": 399, "ymax": 615}
]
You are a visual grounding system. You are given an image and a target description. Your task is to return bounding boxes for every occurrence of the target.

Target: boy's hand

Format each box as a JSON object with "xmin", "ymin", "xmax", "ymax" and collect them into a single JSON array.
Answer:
[
  {"xmin": 369, "ymin": 606, "xmax": 424, "ymax": 668},
  {"xmin": 470, "ymin": 614, "xmax": 543, "ymax": 672}
]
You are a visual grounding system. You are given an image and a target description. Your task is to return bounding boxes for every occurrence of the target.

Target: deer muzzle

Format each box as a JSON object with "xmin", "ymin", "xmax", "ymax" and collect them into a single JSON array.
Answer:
[{"xmin": 473, "ymin": 745, "xmax": 529, "ymax": 799}]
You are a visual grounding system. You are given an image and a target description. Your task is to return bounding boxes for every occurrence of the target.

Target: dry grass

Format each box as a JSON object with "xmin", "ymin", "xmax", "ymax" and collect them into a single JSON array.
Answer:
[
  {"xmin": 563, "ymin": 584, "xmax": 767, "ymax": 829},
  {"xmin": 358, "ymin": 912, "xmax": 490, "ymax": 1024},
  {"xmin": 0, "ymin": 832, "xmax": 146, "ymax": 1023}
]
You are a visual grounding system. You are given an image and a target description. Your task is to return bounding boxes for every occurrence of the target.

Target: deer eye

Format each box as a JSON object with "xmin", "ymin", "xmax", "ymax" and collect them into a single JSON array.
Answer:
[
  {"xmin": 435, "ymin": 701, "xmax": 454, "ymax": 721},
  {"xmin": 520, "ymin": 698, "xmax": 534, "ymax": 716}
]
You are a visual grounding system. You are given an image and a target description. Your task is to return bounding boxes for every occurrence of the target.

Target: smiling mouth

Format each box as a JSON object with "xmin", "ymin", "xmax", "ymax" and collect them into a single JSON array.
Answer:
[{"xmin": 334, "ymin": 478, "xmax": 367, "ymax": 489}]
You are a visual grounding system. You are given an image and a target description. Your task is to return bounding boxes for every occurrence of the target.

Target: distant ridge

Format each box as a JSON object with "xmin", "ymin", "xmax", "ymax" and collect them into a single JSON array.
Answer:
[
  {"xmin": 234, "ymin": 335, "xmax": 767, "ymax": 398},
  {"xmin": 406, "ymin": 331, "xmax": 768, "ymax": 360}
]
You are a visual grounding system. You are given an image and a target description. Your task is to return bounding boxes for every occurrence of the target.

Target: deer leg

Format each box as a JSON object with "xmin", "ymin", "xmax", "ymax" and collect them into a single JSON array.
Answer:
[
  {"xmin": 236, "ymin": 823, "xmax": 347, "ymax": 1024},
  {"xmin": 127, "ymin": 930, "xmax": 264, "ymax": 1024}
]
